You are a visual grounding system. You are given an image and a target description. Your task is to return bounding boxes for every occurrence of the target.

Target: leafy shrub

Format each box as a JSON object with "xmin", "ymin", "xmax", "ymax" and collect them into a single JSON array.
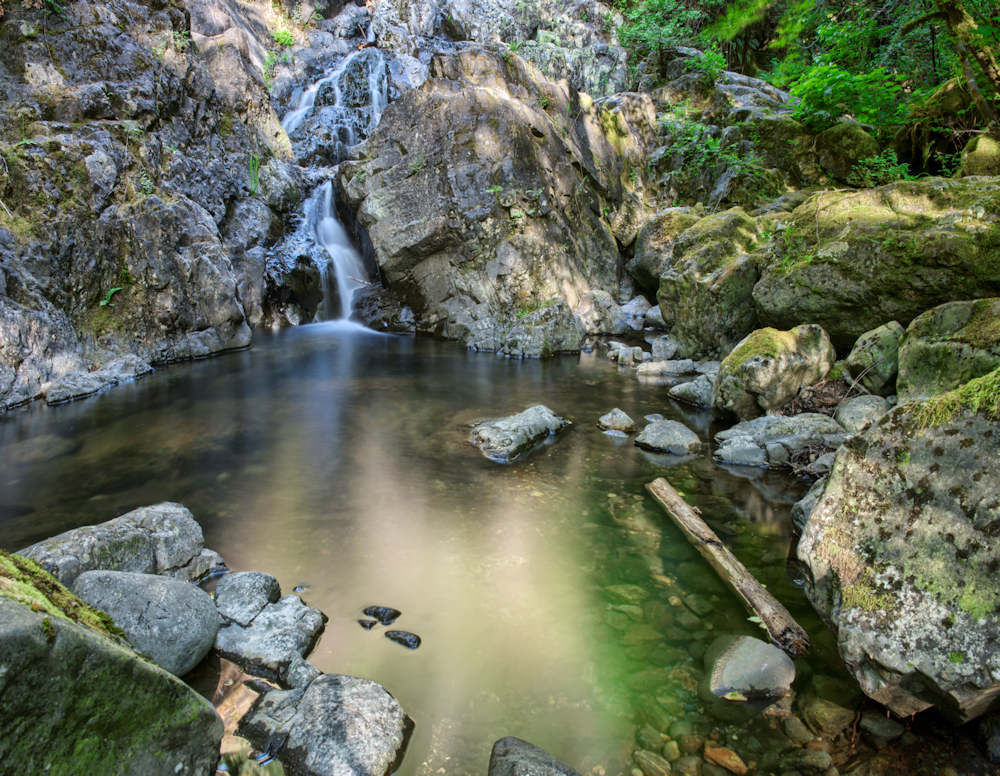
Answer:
[
  {"xmin": 684, "ymin": 48, "xmax": 726, "ymax": 86},
  {"xmin": 788, "ymin": 64, "xmax": 909, "ymax": 135},
  {"xmin": 618, "ymin": 0, "xmax": 703, "ymax": 61},
  {"xmin": 272, "ymin": 28, "xmax": 294, "ymax": 47},
  {"xmin": 847, "ymin": 150, "xmax": 912, "ymax": 188}
]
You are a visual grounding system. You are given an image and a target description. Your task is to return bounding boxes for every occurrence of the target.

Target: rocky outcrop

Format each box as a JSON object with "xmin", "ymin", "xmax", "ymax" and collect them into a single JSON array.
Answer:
[
  {"xmin": 753, "ymin": 180, "xmax": 1000, "ymax": 352},
  {"xmin": 18, "ymin": 502, "xmax": 223, "ymax": 586},
  {"xmin": 72, "ymin": 570, "xmax": 219, "ymax": 676},
  {"xmin": 238, "ymin": 673, "xmax": 414, "ymax": 776},
  {"xmin": 470, "ymin": 404, "xmax": 569, "ymax": 462},
  {"xmin": 712, "ymin": 325, "xmax": 836, "ymax": 421},
  {"xmin": 336, "ymin": 46, "xmax": 656, "ymax": 348},
  {"xmin": 896, "ymin": 298, "xmax": 1000, "ymax": 403},
  {"xmin": 461, "ymin": 300, "xmax": 586, "ymax": 357},
  {"xmin": 798, "ymin": 372, "xmax": 1000, "ymax": 722},
  {"xmin": 0, "ymin": 552, "xmax": 223, "ymax": 775},
  {"xmin": 629, "ymin": 208, "xmax": 701, "ymax": 290}
]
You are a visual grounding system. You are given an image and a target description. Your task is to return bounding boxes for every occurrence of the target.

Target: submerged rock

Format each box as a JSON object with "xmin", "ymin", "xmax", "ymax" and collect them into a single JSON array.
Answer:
[
  {"xmin": 471, "ymin": 405, "xmax": 569, "ymax": 462},
  {"xmin": 41, "ymin": 355, "xmax": 154, "ymax": 405},
  {"xmin": 18, "ymin": 502, "xmax": 221, "ymax": 587},
  {"xmin": 488, "ymin": 736, "xmax": 582, "ymax": 776},
  {"xmin": 598, "ymin": 408, "xmax": 639, "ymax": 435},
  {"xmin": 635, "ymin": 420, "xmax": 702, "ymax": 455},
  {"xmin": 239, "ymin": 674, "xmax": 414, "ymax": 776},
  {"xmin": 701, "ymin": 634, "xmax": 795, "ymax": 705},
  {"xmin": 72, "ymin": 570, "xmax": 218, "ymax": 677},
  {"xmin": 363, "ymin": 606, "xmax": 402, "ymax": 625}
]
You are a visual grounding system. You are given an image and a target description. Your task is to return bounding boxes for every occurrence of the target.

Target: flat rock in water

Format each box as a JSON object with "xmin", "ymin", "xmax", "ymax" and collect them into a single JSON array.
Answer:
[
  {"xmin": 238, "ymin": 674, "xmax": 414, "ymax": 776},
  {"xmin": 363, "ymin": 606, "xmax": 401, "ymax": 625},
  {"xmin": 215, "ymin": 571, "xmax": 281, "ymax": 627},
  {"xmin": 488, "ymin": 736, "xmax": 582, "ymax": 776},
  {"xmin": 598, "ymin": 408, "xmax": 638, "ymax": 434},
  {"xmin": 471, "ymin": 405, "xmax": 568, "ymax": 462},
  {"xmin": 635, "ymin": 420, "xmax": 702, "ymax": 455},
  {"xmin": 669, "ymin": 374, "xmax": 714, "ymax": 407},
  {"xmin": 714, "ymin": 413, "xmax": 848, "ymax": 468},
  {"xmin": 385, "ymin": 630, "xmax": 421, "ymax": 649},
  {"xmin": 72, "ymin": 570, "xmax": 218, "ymax": 677},
  {"xmin": 636, "ymin": 359, "xmax": 696, "ymax": 376}
]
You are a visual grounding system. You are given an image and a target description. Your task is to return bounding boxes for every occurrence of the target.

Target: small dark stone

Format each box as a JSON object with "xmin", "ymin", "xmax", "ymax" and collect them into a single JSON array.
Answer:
[
  {"xmin": 363, "ymin": 606, "xmax": 402, "ymax": 625},
  {"xmin": 385, "ymin": 630, "xmax": 421, "ymax": 649},
  {"xmin": 358, "ymin": 619, "xmax": 378, "ymax": 630}
]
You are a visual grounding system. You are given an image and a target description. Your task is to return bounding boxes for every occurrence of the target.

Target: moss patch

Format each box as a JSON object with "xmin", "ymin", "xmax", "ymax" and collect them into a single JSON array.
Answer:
[
  {"xmin": 0, "ymin": 550, "xmax": 122, "ymax": 638},
  {"xmin": 951, "ymin": 298, "xmax": 1000, "ymax": 349},
  {"xmin": 721, "ymin": 327, "xmax": 797, "ymax": 376},
  {"xmin": 914, "ymin": 367, "xmax": 1000, "ymax": 427}
]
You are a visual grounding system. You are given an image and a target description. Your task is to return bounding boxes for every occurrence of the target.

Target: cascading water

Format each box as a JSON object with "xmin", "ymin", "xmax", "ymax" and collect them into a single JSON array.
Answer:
[{"xmin": 281, "ymin": 48, "xmax": 389, "ymax": 322}]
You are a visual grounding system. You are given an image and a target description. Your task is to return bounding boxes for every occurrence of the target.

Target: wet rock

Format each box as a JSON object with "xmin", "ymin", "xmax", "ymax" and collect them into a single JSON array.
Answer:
[
  {"xmin": 18, "ymin": 503, "xmax": 216, "ymax": 586},
  {"xmin": 834, "ymin": 394, "xmax": 888, "ymax": 433},
  {"xmin": 799, "ymin": 694, "xmax": 855, "ymax": 738},
  {"xmin": 662, "ymin": 740, "xmax": 681, "ymax": 762},
  {"xmin": 845, "ymin": 321, "xmax": 904, "ymax": 397},
  {"xmin": 714, "ymin": 413, "xmax": 848, "ymax": 468},
  {"xmin": 41, "ymin": 355, "xmax": 154, "ymax": 405},
  {"xmin": 72, "ymin": 570, "xmax": 218, "ymax": 677},
  {"xmin": 215, "ymin": 571, "xmax": 281, "ymax": 627},
  {"xmin": 385, "ymin": 630, "xmax": 421, "ymax": 649},
  {"xmin": 215, "ymin": 591, "xmax": 327, "ymax": 686},
  {"xmin": 599, "ymin": 408, "xmax": 639, "ymax": 435},
  {"xmin": 0, "ymin": 596, "xmax": 223, "ymax": 775},
  {"xmin": 363, "ymin": 606, "xmax": 401, "ymax": 625},
  {"xmin": 699, "ymin": 635, "xmax": 795, "ymax": 724},
  {"xmin": 790, "ymin": 476, "xmax": 826, "ymax": 532},
  {"xmin": 634, "ymin": 749, "xmax": 673, "ymax": 776},
  {"xmin": 490, "ymin": 302, "xmax": 588, "ymax": 358},
  {"xmin": 860, "ymin": 713, "xmax": 905, "ymax": 749},
  {"xmin": 980, "ymin": 708, "xmax": 1000, "ymax": 763},
  {"xmin": 239, "ymin": 674, "xmax": 414, "ymax": 776},
  {"xmin": 675, "ymin": 610, "xmax": 703, "ymax": 632},
  {"xmin": 489, "ymin": 736, "xmax": 582, "ymax": 776},
  {"xmin": 703, "ymin": 743, "xmax": 747, "ymax": 775},
  {"xmin": 635, "ymin": 420, "xmax": 702, "ymax": 455},
  {"xmin": 669, "ymin": 375, "xmax": 714, "ymax": 408},
  {"xmin": 359, "ymin": 619, "xmax": 379, "ymax": 630},
  {"xmin": 712, "ymin": 325, "xmax": 836, "ymax": 421},
  {"xmin": 638, "ymin": 725, "xmax": 665, "ymax": 751},
  {"xmin": 608, "ymin": 585, "xmax": 651, "ymax": 605},
  {"xmin": 610, "ymin": 341, "xmax": 651, "ymax": 365},
  {"xmin": 471, "ymin": 405, "xmax": 569, "ymax": 462},
  {"xmin": 782, "ymin": 716, "xmax": 816, "ymax": 745},
  {"xmin": 670, "ymin": 756, "xmax": 701, "ymax": 776},
  {"xmin": 637, "ymin": 359, "xmax": 697, "ymax": 376},
  {"xmin": 778, "ymin": 748, "xmax": 833, "ymax": 773}
]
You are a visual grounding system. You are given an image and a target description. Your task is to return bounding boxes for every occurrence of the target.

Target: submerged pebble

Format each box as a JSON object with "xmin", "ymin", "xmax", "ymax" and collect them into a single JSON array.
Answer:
[
  {"xmin": 363, "ymin": 606, "xmax": 401, "ymax": 625},
  {"xmin": 385, "ymin": 630, "xmax": 421, "ymax": 649},
  {"xmin": 358, "ymin": 619, "xmax": 378, "ymax": 630}
]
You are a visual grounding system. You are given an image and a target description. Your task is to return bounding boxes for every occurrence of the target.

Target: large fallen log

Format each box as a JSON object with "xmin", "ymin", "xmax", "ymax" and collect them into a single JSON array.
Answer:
[{"xmin": 646, "ymin": 477, "xmax": 810, "ymax": 656}]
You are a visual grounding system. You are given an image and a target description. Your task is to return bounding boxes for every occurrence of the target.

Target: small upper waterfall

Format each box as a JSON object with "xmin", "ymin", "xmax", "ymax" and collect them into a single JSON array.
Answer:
[{"xmin": 281, "ymin": 48, "xmax": 389, "ymax": 323}]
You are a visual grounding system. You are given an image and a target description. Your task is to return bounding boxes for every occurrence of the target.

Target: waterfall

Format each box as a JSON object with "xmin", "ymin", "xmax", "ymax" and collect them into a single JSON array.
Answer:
[{"xmin": 281, "ymin": 49, "xmax": 388, "ymax": 322}]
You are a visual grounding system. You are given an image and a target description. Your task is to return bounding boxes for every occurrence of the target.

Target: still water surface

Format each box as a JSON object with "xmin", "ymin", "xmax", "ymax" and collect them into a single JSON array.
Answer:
[{"xmin": 0, "ymin": 324, "xmax": 822, "ymax": 774}]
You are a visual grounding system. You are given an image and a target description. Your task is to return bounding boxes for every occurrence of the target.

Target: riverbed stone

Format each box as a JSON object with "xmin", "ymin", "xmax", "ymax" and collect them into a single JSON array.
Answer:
[
  {"xmin": 599, "ymin": 408, "xmax": 639, "ymax": 435},
  {"xmin": 704, "ymin": 744, "xmax": 747, "ymax": 775},
  {"xmin": 637, "ymin": 359, "xmax": 697, "ymax": 376},
  {"xmin": 714, "ymin": 413, "xmax": 848, "ymax": 468},
  {"xmin": 635, "ymin": 420, "xmax": 702, "ymax": 455},
  {"xmin": 634, "ymin": 749, "xmax": 673, "ymax": 776},
  {"xmin": 239, "ymin": 673, "xmax": 414, "ymax": 776},
  {"xmin": 712, "ymin": 325, "xmax": 836, "ymax": 420},
  {"xmin": 72, "ymin": 570, "xmax": 218, "ymax": 677},
  {"xmin": 669, "ymin": 375, "xmax": 714, "ymax": 407},
  {"xmin": 215, "ymin": 571, "xmax": 282, "ymax": 627},
  {"xmin": 834, "ymin": 394, "xmax": 888, "ymax": 433},
  {"xmin": 845, "ymin": 321, "xmax": 904, "ymax": 396},
  {"xmin": 489, "ymin": 736, "xmax": 582, "ymax": 776},
  {"xmin": 18, "ymin": 502, "xmax": 214, "ymax": 586},
  {"xmin": 798, "ymin": 379, "xmax": 1000, "ymax": 722},
  {"xmin": 471, "ymin": 405, "xmax": 569, "ymax": 462},
  {"xmin": 896, "ymin": 298, "xmax": 1000, "ymax": 403}
]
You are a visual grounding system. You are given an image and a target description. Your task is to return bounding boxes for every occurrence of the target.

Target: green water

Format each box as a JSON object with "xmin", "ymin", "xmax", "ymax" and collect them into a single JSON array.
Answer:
[{"xmin": 0, "ymin": 324, "xmax": 828, "ymax": 775}]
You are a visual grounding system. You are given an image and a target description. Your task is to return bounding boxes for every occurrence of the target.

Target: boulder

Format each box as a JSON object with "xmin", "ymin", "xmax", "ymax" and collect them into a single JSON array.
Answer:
[
  {"xmin": 488, "ymin": 736, "xmax": 582, "ymax": 776},
  {"xmin": 459, "ymin": 301, "xmax": 585, "ymax": 357},
  {"xmin": 960, "ymin": 134, "xmax": 1000, "ymax": 176},
  {"xmin": 215, "ymin": 571, "xmax": 327, "ymax": 686},
  {"xmin": 470, "ymin": 405, "xmax": 569, "ymax": 462},
  {"xmin": 657, "ymin": 208, "xmax": 761, "ymax": 360},
  {"xmin": 0, "ymin": 553, "xmax": 222, "ymax": 774},
  {"xmin": 72, "ymin": 570, "xmax": 218, "ymax": 677},
  {"xmin": 896, "ymin": 298, "xmax": 1000, "ymax": 403},
  {"xmin": 629, "ymin": 208, "xmax": 702, "ymax": 289},
  {"xmin": 753, "ymin": 180, "xmax": 1000, "ymax": 352},
  {"xmin": 669, "ymin": 374, "xmax": 714, "ymax": 407},
  {"xmin": 834, "ymin": 394, "xmax": 889, "ymax": 433},
  {"xmin": 702, "ymin": 634, "xmax": 796, "ymax": 701},
  {"xmin": 635, "ymin": 420, "xmax": 702, "ymax": 455},
  {"xmin": 791, "ymin": 476, "xmax": 826, "ymax": 532},
  {"xmin": 598, "ymin": 408, "xmax": 639, "ymax": 435},
  {"xmin": 649, "ymin": 335, "xmax": 681, "ymax": 361},
  {"xmin": 798, "ymin": 371, "xmax": 1000, "ymax": 721},
  {"xmin": 238, "ymin": 674, "xmax": 414, "ymax": 776},
  {"xmin": 18, "ymin": 503, "xmax": 220, "ymax": 586},
  {"xmin": 636, "ymin": 359, "xmax": 696, "ymax": 376},
  {"xmin": 575, "ymin": 290, "xmax": 628, "ymax": 335},
  {"xmin": 845, "ymin": 321, "xmax": 904, "ymax": 397},
  {"xmin": 813, "ymin": 122, "xmax": 880, "ymax": 183},
  {"xmin": 608, "ymin": 341, "xmax": 650, "ymax": 365},
  {"xmin": 712, "ymin": 325, "xmax": 836, "ymax": 420},
  {"xmin": 714, "ymin": 413, "xmax": 849, "ymax": 468}
]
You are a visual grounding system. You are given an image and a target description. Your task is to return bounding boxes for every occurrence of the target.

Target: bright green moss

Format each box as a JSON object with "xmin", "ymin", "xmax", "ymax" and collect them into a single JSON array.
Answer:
[
  {"xmin": 914, "ymin": 367, "xmax": 1000, "ymax": 427},
  {"xmin": 721, "ymin": 327, "xmax": 797, "ymax": 376}
]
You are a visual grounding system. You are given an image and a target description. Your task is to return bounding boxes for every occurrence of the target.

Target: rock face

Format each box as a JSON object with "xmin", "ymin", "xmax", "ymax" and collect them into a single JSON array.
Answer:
[
  {"xmin": 239, "ymin": 674, "xmax": 414, "ymax": 776},
  {"xmin": 712, "ymin": 325, "xmax": 836, "ymax": 420},
  {"xmin": 896, "ymin": 298, "xmax": 1000, "ymax": 403},
  {"xmin": 845, "ymin": 322, "xmax": 904, "ymax": 397},
  {"xmin": 40, "ymin": 354, "xmax": 154, "ymax": 405},
  {"xmin": 18, "ymin": 502, "xmax": 222, "ymax": 587},
  {"xmin": 336, "ymin": 46, "xmax": 656, "ymax": 348},
  {"xmin": 0, "ymin": 555, "xmax": 223, "ymax": 775},
  {"xmin": 470, "ymin": 405, "xmax": 569, "ymax": 462},
  {"xmin": 0, "ymin": 0, "xmax": 292, "ymax": 411},
  {"xmin": 753, "ymin": 180, "xmax": 1000, "ymax": 352},
  {"xmin": 72, "ymin": 570, "xmax": 219, "ymax": 677},
  {"xmin": 463, "ymin": 301, "xmax": 586, "ymax": 357},
  {"xmin": 630, "ymin": 208, "xmax": 701, "ymax": 290},
  {"xmin": 798, "ymin": 375, "xmax": 1000, "ymax": 722},
  {"xmin": 488, "ymin": 736, "xmax": 582, "ymax": 776}
]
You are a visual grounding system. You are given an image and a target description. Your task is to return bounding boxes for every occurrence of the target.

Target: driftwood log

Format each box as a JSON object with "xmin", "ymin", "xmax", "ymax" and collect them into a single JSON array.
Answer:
[{"xmin": 646, "ymin": 477, "xmax": 810, "ymax": 656}]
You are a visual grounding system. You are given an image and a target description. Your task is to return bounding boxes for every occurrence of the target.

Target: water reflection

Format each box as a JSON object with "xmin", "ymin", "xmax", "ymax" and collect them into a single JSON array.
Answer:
[{"xmin": 0, "ymin": 327, "xmax": 817, "ymax": 776}]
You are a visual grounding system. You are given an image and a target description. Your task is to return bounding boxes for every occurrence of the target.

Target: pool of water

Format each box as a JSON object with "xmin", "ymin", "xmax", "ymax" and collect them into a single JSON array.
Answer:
[{"xmin": 0, "ymin": 323, "xmax": 829, "ymax": 775}]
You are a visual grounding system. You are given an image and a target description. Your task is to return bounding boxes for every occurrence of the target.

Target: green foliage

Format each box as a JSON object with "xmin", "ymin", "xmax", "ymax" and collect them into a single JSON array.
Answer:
[
  {"xmin": 139, "ymin": 171, "xmax": 154, "ymax": 195},
  {"xmin": 99, "ymin": 287, "xmax": 124, "ymax": 307},
  {"xmin": 847, "ymin": 150, "xmax": 913, "ymax": 187},
  {"xmin": 617, "ymin": 0, "xmax": 704, "ymax": 62},
  {"xmin": 248, "ymin": 153, "xmax": 260, "ymax": 197},
  {"xmin": 788, "ymin": 65, "xmax": 910, "ymax": 134},
  {"xmin": 272, "ymin": 28, "xmax": 294, "ymax": 47},
  {"xmin": 408, "ymin": 149, "xmax": 425, "ymax": 174},
  {"xmin": 685, "ymin": 48, "xmax": 726, "ymax": 86},
  {"xmin": 172, "ymin": 30, "xmax": 191, "ymax": 52}
]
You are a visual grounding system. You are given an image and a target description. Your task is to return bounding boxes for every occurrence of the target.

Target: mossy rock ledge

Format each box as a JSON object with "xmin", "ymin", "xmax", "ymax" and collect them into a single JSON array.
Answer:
[{"xmin": 797, "ymin": 379, "xmax": 1000, "ymax": 723}]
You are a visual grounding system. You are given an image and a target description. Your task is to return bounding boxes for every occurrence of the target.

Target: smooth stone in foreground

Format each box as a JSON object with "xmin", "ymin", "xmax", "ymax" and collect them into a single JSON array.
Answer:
[
  {"xmin": 72, "ymin": 570, "xmax": 218, "ymax": 677},
  {"xmin": 471, "ymin": 405, "xmax": 569, "ymax": 462},
  {"xmin": 239, "ymin": 674, "xmax": 414, "ymax": 776},
  {"xmin": 488, "ymin": 736, "xmax": 583, "ymax": 776},
  {"xmin": 635, "ymin": 420, "xmax": 702, "ymax": 455}
]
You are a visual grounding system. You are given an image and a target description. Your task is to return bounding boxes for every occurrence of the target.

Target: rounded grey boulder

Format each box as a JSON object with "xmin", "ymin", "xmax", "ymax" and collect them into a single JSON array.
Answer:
[
  {"xmin": 635, "ymin": 420, "xmax": 702, "ymax": 455},
  {"xmin": 834, "ymin": 394, "xmax": 888, "ymax": 433},
  {"xmin": 73, "ymin": 570, "xmax": 218, "ymax": 676}
]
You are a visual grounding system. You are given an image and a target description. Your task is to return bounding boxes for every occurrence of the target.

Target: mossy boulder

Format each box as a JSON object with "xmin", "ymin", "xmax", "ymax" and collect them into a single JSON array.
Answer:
[
  {"xmin": 629, "ymin": 207, "xmax": 701, "ymax": 290},
  {"xmin": 798, "ymin": 377, "xmax": 1000, "ymax": 722},
  {"xmin": 897, "ymin": 298, "xmax": 1000, "ymax": 403},
  {"xmin": 712, "ymin": 324, "xmax": 836, "ymax": 420},
  {"xmin": 845, "ymin": 321, "xmax": 905, "ymax": 397},
  {"xmin": 753, "ymin": 179, "xmax": 1000, "ymax": 353},
  {"xmin": 813, "ymin": 122, "xmax": 880, "ymax": 184},
  {"xmin": 0, "ymin": 552, "xmax": 223, "ymax": 773},
  {"xmin": 960, "ymin": 134, "xmax": 1000, "ymax": 177},
  {"xmin": 747, "ymin": 114, "xmax": 825, "ymax": 186},
  {"xmin": 657, "ymin": 207, "xmax": 761, "ymax": 360}
]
